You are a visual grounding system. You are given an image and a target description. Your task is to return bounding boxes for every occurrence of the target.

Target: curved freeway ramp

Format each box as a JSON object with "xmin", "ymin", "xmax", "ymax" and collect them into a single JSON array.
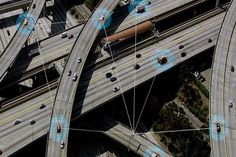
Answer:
[
  {"xmin": 46, "ymin": 0, "xmax": 121, "ymax": 157},
  {"xmin": 0, "ymin": 0, "xmax": 46, "ymax": 82},
  {"xmin": 85, "ymin": 115, "xmax": 172, "ymax": 157},
  {"xmin": 210, "ymin": 0, "xmax": 236, "ymax": 156}
]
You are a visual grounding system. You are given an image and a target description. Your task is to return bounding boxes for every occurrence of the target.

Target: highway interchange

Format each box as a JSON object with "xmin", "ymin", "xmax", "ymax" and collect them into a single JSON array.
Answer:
[
  {"xmin": 0, "ymin": 9, "xmax": 225, "ymax": 156},
  {"xmin": 0, "ymin": 0, "xmax": 235, "ymax": 156}
]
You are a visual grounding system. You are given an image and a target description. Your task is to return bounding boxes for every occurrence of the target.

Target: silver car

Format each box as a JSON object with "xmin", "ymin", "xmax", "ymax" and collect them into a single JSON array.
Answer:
[{"xmin": 73, "ymin": 73, "xmax": 78, "ymax": 81}]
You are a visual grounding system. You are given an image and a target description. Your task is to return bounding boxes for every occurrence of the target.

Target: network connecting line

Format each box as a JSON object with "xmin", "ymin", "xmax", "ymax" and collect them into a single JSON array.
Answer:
[{"xmin": 0, "ymin": 0, "xmax": 234, "ymax": 157}]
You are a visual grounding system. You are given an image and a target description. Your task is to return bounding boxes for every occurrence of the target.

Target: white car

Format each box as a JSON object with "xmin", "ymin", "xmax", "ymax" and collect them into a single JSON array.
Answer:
[
  {"xmin": 23, "ymin": 19, "xmax": 28, "ymax": 26},
  {"xmin": 135, "ymin": 5, "xmax": 145, "ymax": 13},
  {"xmin": 61, "ymin": 32, "xmax": 67, "ymax": 38},
  {"xmin": 60, "ymin": 141, "xmax": 65, "ymax": 149},
  {"xmin": 77, "ymin": 58, "xmax": 82, "ymax": 63},
  {"xmin": 110, "ymin": 64, "xmax": 116, "ymax": 70},
  {"xmin": 99, "ymin": 15, "xmax": 105, "ymax": 22},
  {"xmin": 151, "ymin": 153, "xmax": 159, "ymax": 157},
  {"xmin": 14, "ymin": 119, "xmax": 21, "ymax": 125},
  {"xmin": 193, "ymin": 71, "xmax": 200, "ymax": 78},
  {"xmin": 73, "ymin": 73, "xmax": 78, "ymax": 81}
]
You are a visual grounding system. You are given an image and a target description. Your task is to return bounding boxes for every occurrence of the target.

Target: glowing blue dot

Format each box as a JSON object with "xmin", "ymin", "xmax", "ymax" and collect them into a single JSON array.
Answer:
[
  {"xmin": 92, "ymin": 8, "xmax": 112, "ymax": 30},
  {"xmin": 144, "ymin": 146, "xmax": 164, "ymax": 157},
  {"xmin": 128, "ymin": 0, "xmax": 151, "ymax": 19},
  {"xmin": 150, "ymin": 49, "xmax": 175, "ymax": 72},
  {"xmin": 49, "ymin": 115, "xmax": 69, "ymax": 143},
  {"xmin": 16, "ymin": 12, "xmax": 35, "ymax": 35},
  {"xmin": 209, "ymin": 114, "xmax": 228, "ymax": 141}
]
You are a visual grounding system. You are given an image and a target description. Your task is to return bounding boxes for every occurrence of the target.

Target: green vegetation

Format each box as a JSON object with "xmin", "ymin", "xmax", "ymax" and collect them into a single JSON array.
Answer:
[
  {"xmin": 177, "ymin": 71, "xmax": 209, "ymax": 124},
  {"xmin": 152, "ymin": 104, "xmax": 210, "ymax": 156},
  {"xmin": 195, "ymin": 79, "xmax": 209, "ymax": 98},
  {"xmin": 85, "ymin": 0, "xmax": 100, "ymax": 10}
]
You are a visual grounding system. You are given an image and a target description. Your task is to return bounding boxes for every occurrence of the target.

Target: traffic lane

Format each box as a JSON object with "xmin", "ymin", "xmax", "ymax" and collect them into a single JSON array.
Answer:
[
  {"xmin": 72, "ymin": 23, "xmax": 220, "ymax": 117},
  {"xmin": 1, "ymin": 111, "xmax": 50, "ymax": 156},
  {"xmin": 74, "ymin": 19, "xmax": 221, "ymax": 102},
  {"xmin": 0, "ymin": 0, "xmax": 46, "ymax": 81}
]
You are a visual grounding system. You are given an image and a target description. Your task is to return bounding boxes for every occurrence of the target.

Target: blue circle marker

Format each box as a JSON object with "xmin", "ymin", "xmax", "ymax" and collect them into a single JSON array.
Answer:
[
  {"xmin": 92, "ymin": 8, "xmax": 112, "ymax": 30},
  {"xmin": 150, "ymin": 49, "xmax": 175, "ymax": 72},
  {"xmin": 209, "ymin": 114, "xmax": 228, "ymax": 141},
  {"xmin": 144, "ymin": 146, "xmax": 164, "ymax": 157},
  {"xmin": 128, "ymin": 0, "xmax": 151, "ymax": 19},
  {"xmin": 49, "ymin": 114, "xmax": 69, "ymax": 143},
  {"xmin": 16, "ymin": 12, "xmax": 35, "ymax": 35}
]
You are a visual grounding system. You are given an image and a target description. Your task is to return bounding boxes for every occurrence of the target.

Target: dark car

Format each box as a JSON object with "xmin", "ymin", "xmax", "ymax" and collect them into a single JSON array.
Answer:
[
  {"xmin": 30, "ymin": 120, "xmax": 36, "ymax": 125},
  {"xmin": 57, "ymin": 123, "xmax": 62, "ymax": 133},
  {"xmin": 113, "ymin": 86, "xmax": 120, "ymax": 92},
  {"xmin": 68, "ymin": 34, "xmax": 74, "ymax": 39},
  {"xmin": 32, "ymin": 4, "xmax": 36, "ymax": 9},
  {"xmin": 67, "ymin": 70, "xmax": 72, "ymax": 76},
  {"xmin": 40, "ymin": 104, "xmax": 46, "ymax": 109},
  {"xmin": 216, "ymin": 123, "xmax": 221, "ymax": 133},
  {"xmin": 106, "ymin": 72, "xmax": 112, "ymax": 78},
  {"xmin": 110, "ymin": 76, "xmax": 117, "ymax": 82}
]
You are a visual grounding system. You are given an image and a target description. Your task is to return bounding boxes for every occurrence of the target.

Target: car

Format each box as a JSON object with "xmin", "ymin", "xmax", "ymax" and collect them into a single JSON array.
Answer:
[
  {"xmin": 151, "ymin": 153, "xmax": 159, "ymax": 157},
  {"xmin": 110, "ymin": 76, "xmax": 117, "ymax": 82},
  {"xmin": 61, "ymin": 32, "xmax": 67, "ymax": 38},
  {"xmin": 67, "ymin": 70, "xmax": 72, "ymax": 76},
  {"xmin": 77, "ymin": 58, "xmax": 82, "ymax": 63},
  {"xmin": 135, "ymin": 5, "xmax": 145, "ymax": 13},
  {"xmin": 216, "ymin": 123, "xmax": 221, "ymax": 133},
  {"xmin": 68, "ymin": 34, "xmax": 74, "ymax": 39},
  {"xmin": 136, "ymin": 53, "xmax": 142, "ymax": 58},
  {"xmin": 14, "ymin": 119, "xmax": 21, "ymax": 125},
  {"xmin": 157, "ymin": 56, "xmax": 168, "ymax": 65},
  {"xmin": 73, "ymin": 73, "xmax": 78, "ymax": 81},
  {"xmin": 113, "ymin": 86, "xmax": 120, "ymax": 92},
  {"xmin": 231, "ymin": 66, "xmax": 234, "ymax": 72},
  {"xmin": 99, "ymin": 15, "xmax": 105, "ymax": 22},
  {"xmin": 106, "ymin": 72, "xmax": 112, "ymax": 78},
  {"xmin": 147, "ymin": 1, "xmax": 151, "ymax": 5},
  {"xmin": 23, "ymin": 19, "xmax": 28, "ymax": 26},
  {"xmin": 40, "ymin": 104, "xmax": 46, "ymax": 109},
  {"xmin": 110, "ymin": 64, "xmax": 116, "ymax": 70},
  {"xmin": 120, "ymin": 0, "xmax": 130, "ymax": 6},
  {"xmin": 179, "ymin": 45, "xmax": 184, "ymax": 49},
  {"xmin": 60, "ymin": 141, "xmax": 65, "ymax": 149},
  {"xmin": 229, "ymin": 99, "xmax": 233, "ymax": 108},
  {"xmin": 133, "ymin": 64, "xmax": 140, "ymax": 70},
  {"xmin": 7, "ymin": 30, "xmax": 10, "ymax": 36},
  {"xmin": 181, "ymin": 52, "xmax": 186, "ymax": 57},
  {"xmin": 32, "ymin": 4, "xmax": 36, "ymax": 9},
  {"xmin": 30, "ymin": 120, "xmax": 36, "ymax": 125},
  {"xmin": 57, "ymin": 123, "xmax": 62, "ymax": 133},
  {"xmin": 193, "ymin": 71, "xmax": 200, "ymax": 78}
]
